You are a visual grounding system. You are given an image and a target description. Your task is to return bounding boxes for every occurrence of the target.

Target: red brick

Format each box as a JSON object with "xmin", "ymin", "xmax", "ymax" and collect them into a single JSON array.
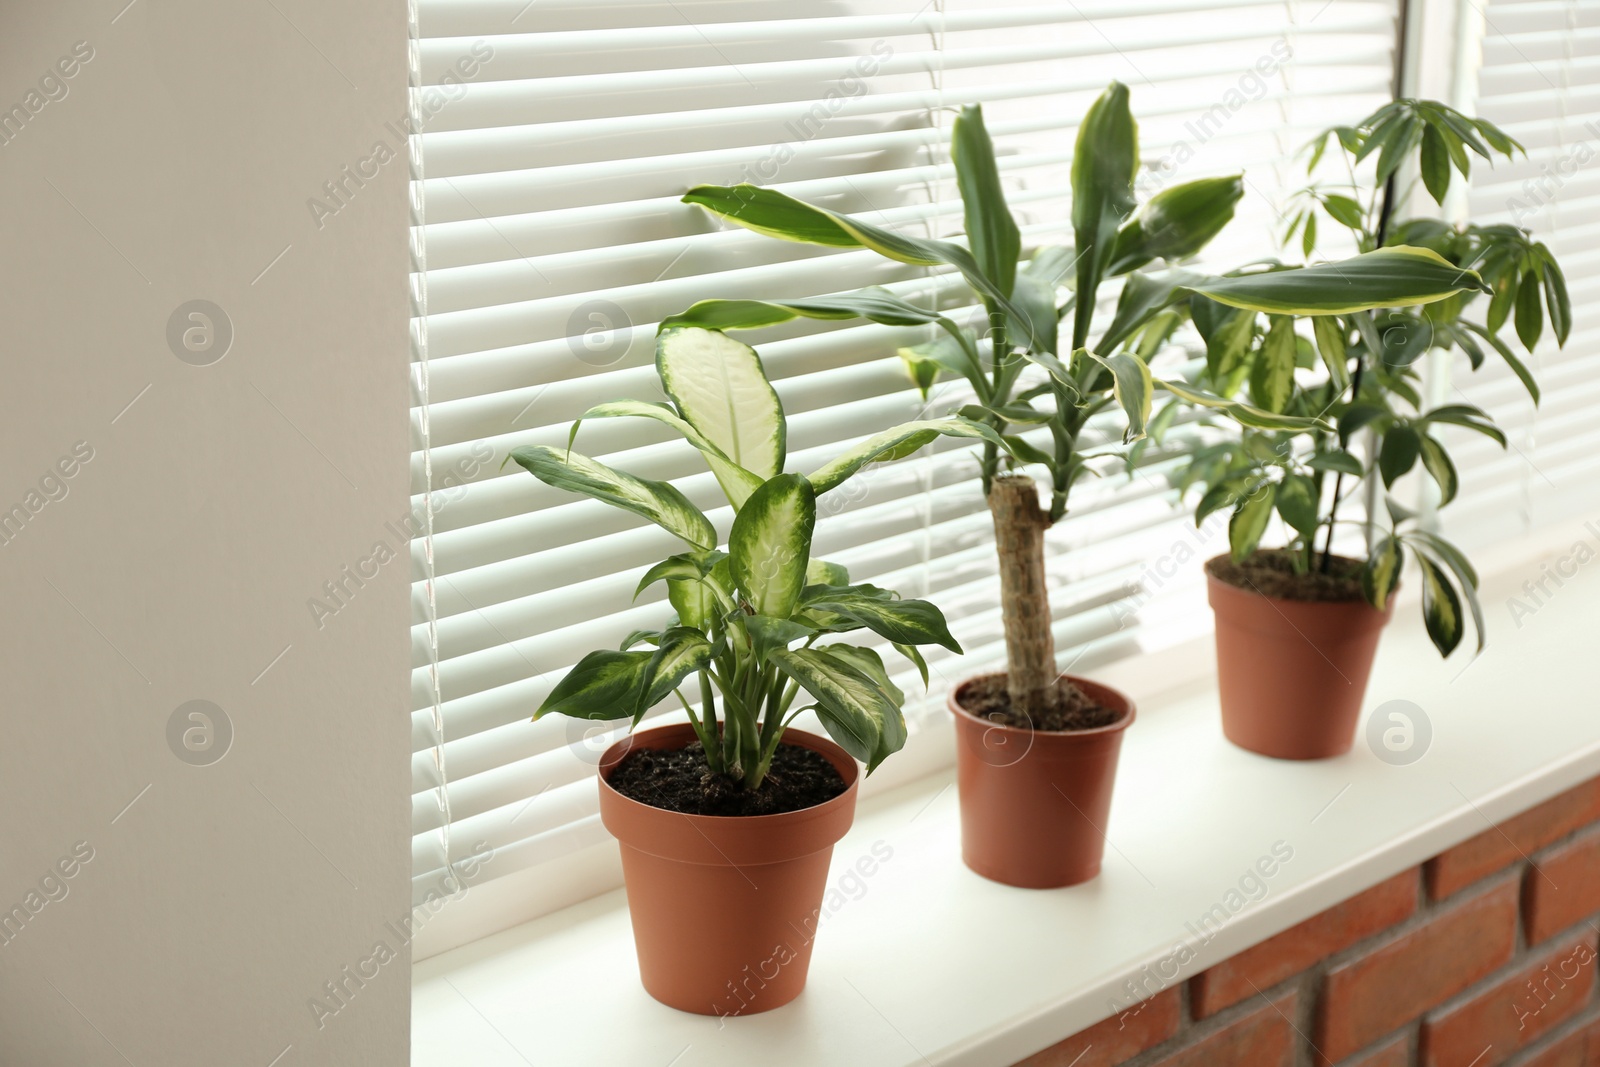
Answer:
[
  {"xmin": 1521, "ymin": 1025, "xmax": 1589, "ymax": 1067},
  {"xmin": 1316, "ymin": 878, "xmax": 1520, "ymax": 1064},
  {"xmin": 1337, "ymin": 1032, "xmax": 1410, "ymax": 1067},
  {"xmin": 1014, "ymin": 988, "xmax": 1181, "ymax": 1067},
  {"xmin": 1192, "ymin": 870, "xmax": 1418, "ymax": 1018},
  {"xmin": 1525, "ymin": 827, "xmax": 1600, "ymax": 945},
  {"xmin": 1420, "ymin": 932, "xmax": 1597, "ymax": 1067},
  {"xmin": 1427, "ymin": 780, "xmax": 1600, "ymax": 900},
  {"xmin": 1148, "ymin": 990, "xmax": 1296, "ymax": 1067}
]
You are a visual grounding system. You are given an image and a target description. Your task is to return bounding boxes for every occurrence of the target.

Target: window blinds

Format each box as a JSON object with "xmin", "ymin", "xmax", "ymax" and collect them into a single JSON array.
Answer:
[
  {"xmin": 408, "ymin": 0, "xmax": 1401, "ymax": 944},
  {"xmin": 1442, "ymin": 0, "xmax": 1600, "ymax": 550}
]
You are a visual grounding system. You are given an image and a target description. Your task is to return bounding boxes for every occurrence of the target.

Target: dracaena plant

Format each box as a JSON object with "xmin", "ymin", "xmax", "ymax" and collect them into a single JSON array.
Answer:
[
  {"xmin": 669, "ymin": 83, "xmax": 1484, "ymax": 721},
  {"xmin": 1178, "ymin": 99, "xmax": 1566, "ymax": 655},
  {"xmin": 509, "ymin": 326, "xmax": 1005, "ymax": 788}
]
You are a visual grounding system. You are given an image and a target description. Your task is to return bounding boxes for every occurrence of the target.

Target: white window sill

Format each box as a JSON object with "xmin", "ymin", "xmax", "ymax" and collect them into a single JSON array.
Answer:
[{"xmin": 412, "ymin": 516, "xmax": 1600, "ymax": 1067}]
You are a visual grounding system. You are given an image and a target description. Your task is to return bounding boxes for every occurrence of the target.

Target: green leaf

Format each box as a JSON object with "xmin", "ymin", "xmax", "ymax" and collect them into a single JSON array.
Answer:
[
  {"xmin": 1100, "ymin": 268, "xmax": 1205, "ymax": 353},
  {"xmin": 1026, "ymin": 245, "xmax": 1078, "ymax": 286},
  {"xmin": 1191, "ymin": 295, "xmax": 1257, "ymax": 383},
  {"xmin": 1195, "ymin": 479, "xmax": 1240, "ymax": 526},
  {"xmin": 1475, "ymin": 116, "xmax": 1522, "ymax": 157},
  {"xmin": 1417, "ymin": 553, "xmax": 1465, "ymax": 656},
  {"xmin": 1086, "ymin": 349, "xmax": 1153, "ymax": 441},
  {"xmin": 1375, "ymin": 114, "xmax": 1421, "ymax": 184},
  {"xmin": 1071, "ymin": 81, "xmax": 1139, "ymax": 348},
  {"xmin": 1421, "ymin": 403, "xmax": 1507, "ymax": 447},
  {"xmin": 1541, "ymin": 252, "xmax": 1571, "ymax": 346},
  {"xmin": 1229, "ymin": 483, "xmax": 1276, "ymax": 563},
  {"xmin": 728, "ymin": 474, "xmax": 815, "ymax": 619},
  {"xmin": 1411, "ymin": 534, "xmax": 1484, "ymax": 655},
  {"xmin": 536, "ymin": 650, "xmax": 652, "ymax": 721},
  {"xmin": 1006, "ymin": 270, "xmax": 1060, "ymax": 354},
  {"xmin": 1275, "ymin": 474, "xmax": 1320, "ymax": 539},
  {"xmin": 1250, "ymin": 315, "xmax": 1298, "ymax": 413},
  {"xmin": 1362, "ymin": 536, "xmax": 1404, "ymax": 610},
  {"xmin": 663, "ymin": 289, "xmax": 949, "ymax": 332},
  {"xmin": 1378, "ymin": 425, "xmax": 1421, "ymax": 487},
  {"xmin": 656, "ymin": 327, "xmax": 784, "ymax": 505},
  {"xmin": 952, "ymin": 104, "xmax": 1021, "ymax": 299},
  {"xmin": 1385, "ymin": 495, "xmax": 1418, "ymax": 526},
  {"xmin": 769, "ymin": 646, "xmax": 904, "ymax": 772},
  {"xmin": 1001, "ymin": 433, "xmax": 1055, "ymax": 467},
  {"xmin": 808, "ymin": 417, "xmax": 1005, "ymax": 495},
  {"xmin": 1306, "ymin": 450, "xmax": 1363, "ymax": 476},
  {"xmin": 799, "ymin": 588, "xmax": 961, "ymax": 653},
  {"xmin": 891, "ymin": 642, "xmax": 930, "ymax": 689},
  {"xmin": 822, "ymin": 645, "xmax": 907, "ymax": 708},
  {"xmin": 1312, "ymin": 315, "xmax": 1351, "ymax": 391},
  {"xmin": 1514, "ymin": 270, "xmax": 1543, "ymax": 351},
  {"xmin": 898, "ymin": 331, "xmax": 986, "ymax": 400},
  {"xmin": 1356, "ymin": 110, "xmax": 1407, "ymax": 166},
  {"xmin": 741, "ymin": 615, "xmax": 812, "ymax": 657},
  {"xmin": 667, "ymin": 577, "xmax": 716, "ymax": 630},
  {"xmin": 681, "ymin": 183, "xmax": 1026, "ymax": 324},
  {"xmin": 509, "ymin": 445, "xmax": 716, "ymax": 551},
  {"xmin": 1418, "ymin": 433, "xmax": 1459, "ymax": 505},
  {"xmin": 1109, "ymin": 175, "xmax": 1243, "ymax": 274},
  {"xmin": 1338, "ymin": 402, "xmax": 1387, "ymax": 444},
  {"xmin": 638, "ymin": 627, "xmax": 713, "ymax": 723},
  {"xmin": 1460, "ymin": 322, "xmax": 1540, "ymax": 405},
  {"xmin": 1187, "ymin": 247, "xmax": 1490, "ymax": 316},
  {"xmin": 1422, "ymin": 102, "xmax": 1492, "ymax": 159},
  {"xmin": 806, "ymin": 558, "xmax": 850, "ymax": 586},
  {"xmin": 1321, "ymin": 194, "xmax": 1365, "ymax": 230},
  {"xmin": 634, "ymin": 551, "xmax": 723, "ymax": 600},
  {"xmin": 619, "ymin": 629, "xmax": 662, "ymax": 650},
  {"xmin": 902, "ymin": 351, "xmax": 939, "ymax": 398},
  {"xmin": 576, "ymin": 399, "xmax": 763, "ymax": 509},
  {"xmin": 1410, "ymin": 531, "xmax": 1479, "ymax": 590},
  {"xmin": 1157, "ymin": 378, "xmax": 1330, "ymax": 432},
  {"xmin": 962, "ymin": 401, "xmax": 1052, "ymax": 426},
  {"xmin": 1487, "ymin": 276, "xmax": 1515, "ymax": 335},
  {"xmin": 1420, "ymin": 123, "xmax": 1451, "ymax": 204}
]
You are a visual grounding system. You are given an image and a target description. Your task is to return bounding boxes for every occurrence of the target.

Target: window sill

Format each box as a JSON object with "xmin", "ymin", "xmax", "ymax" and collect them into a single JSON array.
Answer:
[{"xmin": 412, "ymin": 516, "xmax": 1600, "ymax": 1067}]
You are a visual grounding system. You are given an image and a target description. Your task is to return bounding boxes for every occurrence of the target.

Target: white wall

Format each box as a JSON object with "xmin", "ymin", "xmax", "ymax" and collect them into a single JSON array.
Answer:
[{"xmin": 0, "ymin": 2, "xmax": 411, "ymax": 1064}]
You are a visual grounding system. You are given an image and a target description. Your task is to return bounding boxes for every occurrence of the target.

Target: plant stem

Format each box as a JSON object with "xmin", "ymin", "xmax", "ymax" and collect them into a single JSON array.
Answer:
[
  {"xmin": 989, "ymin": 473, "xmax": 1060, "ymax": 719},
  {"xmin": 698, "ymin": 671, "xmax": 721, "ymax": 774},
  {"xmin": 1320, "ymin": 168, "xmax": 1397, "ymax": 574},
  {"xmin": 980, "ymin": 308, "xmax": 1008, "ymax": 492}
]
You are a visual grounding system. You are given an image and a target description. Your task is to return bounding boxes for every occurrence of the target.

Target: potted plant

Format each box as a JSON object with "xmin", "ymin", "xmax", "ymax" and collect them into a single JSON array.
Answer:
[
  {"xmin": 669, "ymin": 84, "xmax": 1482, "ymax": 884},
  {"xmin": 1177, "ymin": 99, "xmax": 1566, "ymax": 759},
  {"xmin": 509, "ymin": 325, "xmax": 1001, "ymax": 1015}
]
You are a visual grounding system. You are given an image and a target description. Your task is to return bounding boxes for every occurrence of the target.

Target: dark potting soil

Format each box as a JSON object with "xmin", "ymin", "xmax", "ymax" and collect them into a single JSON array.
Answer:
[
  {"xmin": 607, "ymin": 740, "xmax": 847, "ymax": 816},
  {"xmin": 1206, "ymin": 548, "xmax": 1365, "ymax": 603},
  {"xmin": 962, "ymin": 675, "xmax": 1122, "ymax": 732}
]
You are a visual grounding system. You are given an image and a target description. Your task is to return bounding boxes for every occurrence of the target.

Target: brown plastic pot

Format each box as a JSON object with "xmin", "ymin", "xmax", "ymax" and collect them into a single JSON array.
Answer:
[
  {"xmin": 949, "ymin": 674, "xmax": 1134, "ymax": 889},
  {"xmin": 597, "ymin": 723, "xmax": 858, "ymax": 1017},
  {"xmin": 1207, "ymin": 563, "xmax": 1395, "ymax": 760}
]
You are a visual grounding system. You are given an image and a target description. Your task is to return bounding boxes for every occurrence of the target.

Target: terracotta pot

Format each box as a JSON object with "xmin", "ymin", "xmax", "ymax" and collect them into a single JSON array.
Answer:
[
  {"xmin": 949, "ymin": 674, "xmax": 1134, "ymax": 889},
  {"xmin": 1207, "ymin": 564, "xmax": 1394, "ymax": 760},
  {"xmin": 597, "ymin": 723, "xmax": 858, "ymax": 1017}
]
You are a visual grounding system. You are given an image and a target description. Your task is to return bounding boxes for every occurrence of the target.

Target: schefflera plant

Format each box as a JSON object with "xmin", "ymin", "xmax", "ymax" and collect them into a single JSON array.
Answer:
[
  {"xmin": 1180, "ymin": 99, "xmax": 1565, "ymax": 655},
  {"xmin": 509, "ymin": 326, "xmax": 1006, "ymax": 787},
  {"xmin": 667, "ymin": 83, "xmax": 1486, "ymax": 722}
]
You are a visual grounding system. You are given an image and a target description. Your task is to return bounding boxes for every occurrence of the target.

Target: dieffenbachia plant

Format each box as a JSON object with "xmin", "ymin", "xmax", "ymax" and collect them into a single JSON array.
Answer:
[
  {"xmin": 1178, "ymin": 99, "xmax": 1564, "ymax": 655},
  {"xmin": 509, "ymin": 327, "xmax": 1004, "ymax": 788},
  {"xmin": 671, "ymin": 83, "xmax": 1486, "ymax": 721}
]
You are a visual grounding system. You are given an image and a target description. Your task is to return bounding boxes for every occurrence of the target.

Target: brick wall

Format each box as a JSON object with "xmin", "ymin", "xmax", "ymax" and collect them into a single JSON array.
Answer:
[{"xmin": 1016, "ymin": 778, "xmax": 1600, "ymax": 1067}]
